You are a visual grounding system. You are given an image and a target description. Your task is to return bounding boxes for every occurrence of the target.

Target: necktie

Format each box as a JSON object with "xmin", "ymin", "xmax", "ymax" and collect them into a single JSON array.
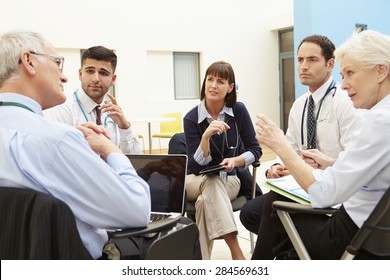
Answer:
[
  {"xmin": 307, "ymin": 95, "xmax": 316, "ymax": 149},
  {"xmin": 94, "ymin": 106, "xmax": 106, "ymax": 161},
  {"xmin": 95, "ymin": 106, "xmax": 102, "ymax": 125}
]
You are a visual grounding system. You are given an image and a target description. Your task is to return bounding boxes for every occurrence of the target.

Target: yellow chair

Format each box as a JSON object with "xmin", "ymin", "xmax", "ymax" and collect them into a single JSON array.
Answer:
[
  {"xmin": 152, "ymin": 113, "xmax": 183, "ymax": 153},
  {"xmin": 137, "ymin": 134, "xmax": 145, "ymax": 153}
]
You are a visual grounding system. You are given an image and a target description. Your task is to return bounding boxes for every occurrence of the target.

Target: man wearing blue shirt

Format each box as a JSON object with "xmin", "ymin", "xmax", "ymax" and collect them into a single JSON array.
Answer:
[{"xmin": 0, "ymin": 30, "xmax": 151, "ymax": 259}]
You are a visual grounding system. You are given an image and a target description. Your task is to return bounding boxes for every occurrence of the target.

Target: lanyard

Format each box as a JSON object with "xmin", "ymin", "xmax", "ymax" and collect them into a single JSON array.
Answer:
[
  {"xmin": 74, "ymin": 91, "xmax": 113, "ymax": 126},
  {"xmin": 0, "ymin": 101, "xmax": 34, "ymax": 113},
  {"xmin": 300, "ymin": 80, "xmax": 337, "ymax": 146}
]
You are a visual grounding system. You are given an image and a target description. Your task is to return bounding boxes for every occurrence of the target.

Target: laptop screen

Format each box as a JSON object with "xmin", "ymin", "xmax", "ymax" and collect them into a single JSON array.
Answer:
[{"xmin": 126, "ymin": 154, "xmax": 187, "ymax": 215}]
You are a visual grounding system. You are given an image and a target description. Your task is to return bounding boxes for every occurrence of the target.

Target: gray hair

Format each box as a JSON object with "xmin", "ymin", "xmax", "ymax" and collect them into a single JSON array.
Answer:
[
  {"xmin": 335, "ymin": 30, "xmax": 390, "ymax": 71},
  {"xmin": 0, "ymin": 30, "xmax": 51, "ymax": 87}
]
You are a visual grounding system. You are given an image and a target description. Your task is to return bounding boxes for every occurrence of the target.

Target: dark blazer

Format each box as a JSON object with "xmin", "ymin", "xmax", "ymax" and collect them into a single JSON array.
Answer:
[{"xmin": 0, "ymin": 187, "xmax": 92, "ymax": 260}]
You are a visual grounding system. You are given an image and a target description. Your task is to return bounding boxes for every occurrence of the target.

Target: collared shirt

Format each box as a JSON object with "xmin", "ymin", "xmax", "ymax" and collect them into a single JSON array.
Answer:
[
  {"xmin": 43, "ymin": 88, "xmax": 141, "ymax": 154},
  {"xmin": 309, "ymin": 94, "xmax": 390, "ymax": 228},
  {"xmin": 192, "ymin": 99, "xmax": 255, "ymax": 168},
  {"xmin": 285, "ymin": 77, "xmax": 362, "ymax": 159},
  {"xmin": 0, "ymin": 93, "xmax": 151, "ymax": 259}
]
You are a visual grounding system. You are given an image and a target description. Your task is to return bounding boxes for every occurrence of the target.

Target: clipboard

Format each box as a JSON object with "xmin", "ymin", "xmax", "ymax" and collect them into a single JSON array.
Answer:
[
  {"xmin": 261, "ymin": 175, "xmax": 311, "ymax": 205},
  {"xmin": 199, "ymin": 164, "xmax": 227, "ymax": 175}
]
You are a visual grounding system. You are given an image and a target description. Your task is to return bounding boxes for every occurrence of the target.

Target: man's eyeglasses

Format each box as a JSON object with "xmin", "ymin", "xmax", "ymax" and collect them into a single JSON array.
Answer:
[{"xmin": 29, "ymin": 51, "xmax": 65, "ymax": 73}]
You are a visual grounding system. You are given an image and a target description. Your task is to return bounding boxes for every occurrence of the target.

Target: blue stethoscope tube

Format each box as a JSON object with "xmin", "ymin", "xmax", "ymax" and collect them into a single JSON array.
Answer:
[{"xmin": 74, "ymin": 91, "xmax": 113, "ymax": 126}]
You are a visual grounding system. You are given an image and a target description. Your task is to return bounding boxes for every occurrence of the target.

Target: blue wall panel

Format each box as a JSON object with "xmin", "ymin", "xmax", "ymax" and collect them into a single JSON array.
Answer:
[{"xmin": 294, "ymin": 0, "xmax": 390, "ymax": 96}]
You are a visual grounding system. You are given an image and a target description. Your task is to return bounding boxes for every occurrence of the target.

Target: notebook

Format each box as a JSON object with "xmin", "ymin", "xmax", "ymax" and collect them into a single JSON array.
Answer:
[
  {"xmin": 262, "ymin": 175, "xmax": 340, "ymax": 211},
  {"xmin": 111, "ymin": 154, "xmax": 188, "ymax": 237}
]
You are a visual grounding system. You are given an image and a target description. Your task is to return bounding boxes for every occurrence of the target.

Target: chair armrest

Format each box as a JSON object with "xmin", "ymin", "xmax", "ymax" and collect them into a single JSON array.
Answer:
[
  {"xmin": 108, "ymin": 219, "xmax": 178, "ymax": 238},
  {"xmin": 272, "ymin": 200, "xmax": 338, "ymax": 215},
  {"xmin": 252, "ymin": 160, "xmax": 260, "ymax": 168},
  {"xmin": 251, "ymin": 160, "xmax": 260, "ymax": 199}
]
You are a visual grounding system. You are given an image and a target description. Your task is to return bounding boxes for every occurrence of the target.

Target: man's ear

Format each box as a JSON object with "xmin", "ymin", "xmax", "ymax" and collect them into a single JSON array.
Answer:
[
  {"xmin": 111, "ymin": 74, "xmax": 117, "ymax": 86},
  {"xmin": 20, "ymin": 52, "xmax": 37, "ymax": 75},
  {"xmin": 327, "ymin": 58, "xmax": 335, "ymax": 70},
  {"xmin": 377, "ymin": 64, "xmax": 389, "ymax": 83}
]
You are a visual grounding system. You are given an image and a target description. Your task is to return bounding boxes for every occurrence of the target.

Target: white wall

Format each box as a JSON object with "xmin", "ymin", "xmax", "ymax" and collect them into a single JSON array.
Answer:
[{"xmin": 0, "ymin": 0, "xmax": 293, "ymax": 149}]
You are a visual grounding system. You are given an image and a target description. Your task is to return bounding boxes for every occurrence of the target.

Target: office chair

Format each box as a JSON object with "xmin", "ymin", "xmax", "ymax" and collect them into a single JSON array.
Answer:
[
  {"xmin": 168, "ymin": 132, "xmax": 262, "ymax": 252},
  {"xmin": 146, "ymin": 223, "xmax": 198, "ymax": 260},
  {"xmin": 272, "ymin": 186, "xmax": 390, "ymax": 260},
  {"xmin": 0, "ymin": 187, "xmax": 92, "ymax": 260},
  {"xmin": 137, "ymin": 134, "xmax": 145, "ymax": 153},
  {"xmin": 106, "ymin": 219, "xmax": 199, "ymax": 259},
  {"xmin": 152, "ymin": 113, "xmax": 183, "ymax": 152}
]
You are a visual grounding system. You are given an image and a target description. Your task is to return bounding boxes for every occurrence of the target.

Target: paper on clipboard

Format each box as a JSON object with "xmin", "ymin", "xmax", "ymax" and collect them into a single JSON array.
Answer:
[{"xmin": 265, "ymin": 175, "xmax": 311, "ymax": 203}]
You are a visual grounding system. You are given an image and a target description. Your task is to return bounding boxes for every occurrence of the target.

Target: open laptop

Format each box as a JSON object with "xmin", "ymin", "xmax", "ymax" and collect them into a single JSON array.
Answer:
[{"xmin": 111, "ymin": 154, "xmax": 188, "ymax": 237}]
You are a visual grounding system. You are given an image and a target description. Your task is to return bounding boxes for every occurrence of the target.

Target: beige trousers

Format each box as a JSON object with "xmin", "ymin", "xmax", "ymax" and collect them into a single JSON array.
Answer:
[{"xmin": 186, "ymin": 174, "xmax": 240, "ymax": 259}]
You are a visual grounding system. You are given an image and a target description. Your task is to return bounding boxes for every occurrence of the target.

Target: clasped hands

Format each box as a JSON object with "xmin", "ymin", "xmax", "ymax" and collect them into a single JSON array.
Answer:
[{"xmin": 77, "ymin": 122, "xmax": 121, "ymax": 157}]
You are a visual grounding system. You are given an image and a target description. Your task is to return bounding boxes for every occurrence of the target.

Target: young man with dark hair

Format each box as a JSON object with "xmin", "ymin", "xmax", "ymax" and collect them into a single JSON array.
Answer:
[{"xmin": 44, "ymin": 45, "xmax": 141, "ymax": 154}]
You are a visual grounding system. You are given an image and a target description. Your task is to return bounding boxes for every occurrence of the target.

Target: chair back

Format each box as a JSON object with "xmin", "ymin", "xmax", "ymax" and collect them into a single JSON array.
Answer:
[
  {"xmin": 0, "ymin": 187, "xmax": 92, "ymax": 260},
  {"xmin": 347, "ymin": 187, "xmax": 390, "ymax": 258},
  {"xmin": 145, "ymin": 223, "xmax": 198, "ymax": 259},
  {"xmin": 160, "ymin": 113, "xmax": 183, "ymax": 134}
]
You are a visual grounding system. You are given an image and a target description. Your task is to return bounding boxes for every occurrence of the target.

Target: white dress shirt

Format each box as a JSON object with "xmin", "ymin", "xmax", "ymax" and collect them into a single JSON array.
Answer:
[
  {"xmin": 43, "ymin": 88, "xmax": 141, "ymax": 154},
  {"xmin": 285, "ymin": 77, "xmax": 362, "ymax": 159},
  {"xmin": 0, "ymin": 93, "xmax": 150, "ymax": 259},
  {"xmin": 310, "ymin": 94, "xmax": 390, "ymax": 228}
]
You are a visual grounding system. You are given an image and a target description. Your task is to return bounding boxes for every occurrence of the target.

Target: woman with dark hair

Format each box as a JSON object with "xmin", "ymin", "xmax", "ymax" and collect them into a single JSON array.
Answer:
[{"xmin": 183, "ymin": 61, "xmax": 262, "ymax": 259}]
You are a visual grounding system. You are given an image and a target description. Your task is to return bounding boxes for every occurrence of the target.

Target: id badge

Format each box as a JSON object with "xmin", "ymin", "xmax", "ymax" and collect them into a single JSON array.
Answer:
[{"xmin": 219, "ymin": 170, "xmax": 227, "ymax": 182}]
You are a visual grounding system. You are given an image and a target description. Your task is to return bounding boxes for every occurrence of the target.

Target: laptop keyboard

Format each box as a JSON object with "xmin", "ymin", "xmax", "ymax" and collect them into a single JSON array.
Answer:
[{"xmin": 150, "ymin": 213, "xmax": 171, "ymax": 222}]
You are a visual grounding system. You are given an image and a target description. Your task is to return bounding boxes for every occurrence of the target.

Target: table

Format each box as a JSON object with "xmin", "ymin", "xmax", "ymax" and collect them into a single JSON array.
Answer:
[{"xmin": 131, "ymin": 117, "xmax": 175, "ymax": 153}]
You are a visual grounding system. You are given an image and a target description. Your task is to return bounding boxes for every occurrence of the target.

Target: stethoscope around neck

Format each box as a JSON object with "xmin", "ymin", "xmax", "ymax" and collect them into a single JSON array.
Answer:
[
  {"xmin": 74, "ymin": 91, "xmax": 113, "ymax": 126},
  {"xmin": 300, "ymin": 80, "xmax": 337, "ymax": 146}
]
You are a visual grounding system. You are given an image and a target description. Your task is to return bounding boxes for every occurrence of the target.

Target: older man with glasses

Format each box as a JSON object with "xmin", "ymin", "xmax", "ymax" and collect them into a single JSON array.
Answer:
[{"xmin": 0, "ymin": 30, "xmax": 151, "ymax": 259}]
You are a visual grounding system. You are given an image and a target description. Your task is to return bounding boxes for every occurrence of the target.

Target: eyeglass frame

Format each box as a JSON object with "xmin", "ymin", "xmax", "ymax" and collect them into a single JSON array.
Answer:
[
  {"xmin": 18, "ymin": 50, "xmax": 65, "ymax": 73},
  {"xmin": 30, "ymin": 51, "xmax": 64, "ymax": 73}
]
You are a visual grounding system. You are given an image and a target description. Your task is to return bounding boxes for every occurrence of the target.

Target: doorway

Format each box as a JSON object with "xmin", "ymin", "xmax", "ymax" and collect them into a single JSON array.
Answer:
[{"xmin": 278, "ymin": 29, "xmax": 295, "ymax": 133}]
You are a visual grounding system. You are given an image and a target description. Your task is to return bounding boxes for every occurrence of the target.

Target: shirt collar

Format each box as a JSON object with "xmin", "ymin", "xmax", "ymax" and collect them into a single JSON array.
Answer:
[
  {"xmin": 0, "ymin": 93, "xmax": 43, "ymax": 115},
  {"xmin": 76, "ymin": 88, "xmax": 101, "ymax": 114},
  {"xmin": 197, "ymin": 99, "xmax": 234, "ymax": 124},
  {"xmin": 309, "ymin": 76, "xmax": 335, "ymax": 103},
  {"xmin": 372, "ymin": 93, "xmax": 390, "ymax": 110}
]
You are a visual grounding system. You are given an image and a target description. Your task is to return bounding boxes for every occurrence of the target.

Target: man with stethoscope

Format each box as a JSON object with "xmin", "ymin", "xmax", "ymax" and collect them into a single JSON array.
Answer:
[
  {"xmin": 240, "ymin": 34, "xmax": 363, "ymax": 236},
  {"xmin": 44, "ymin": 46, "xmax": 142, "ymax": 155}
]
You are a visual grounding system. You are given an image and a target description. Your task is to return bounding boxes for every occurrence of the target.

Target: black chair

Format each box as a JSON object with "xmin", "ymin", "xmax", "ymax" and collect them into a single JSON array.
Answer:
[
  {"xmin": 0, "ymin": 187, "xmax": 92, "ymax": 260},
  {"xmin": 106, "ymin": 218, "xmax": 200, "ymax": 260},
  {"xmin": 168, "ymin": 132, "xmax": 262, "ymax": 252},
  {"xmin": 272, "ymin": 186, "xmax": 390, "ymax": 260},
  {"xmin": 144, "ymin": 223, "xmax": 198, "ymax": 260}
]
